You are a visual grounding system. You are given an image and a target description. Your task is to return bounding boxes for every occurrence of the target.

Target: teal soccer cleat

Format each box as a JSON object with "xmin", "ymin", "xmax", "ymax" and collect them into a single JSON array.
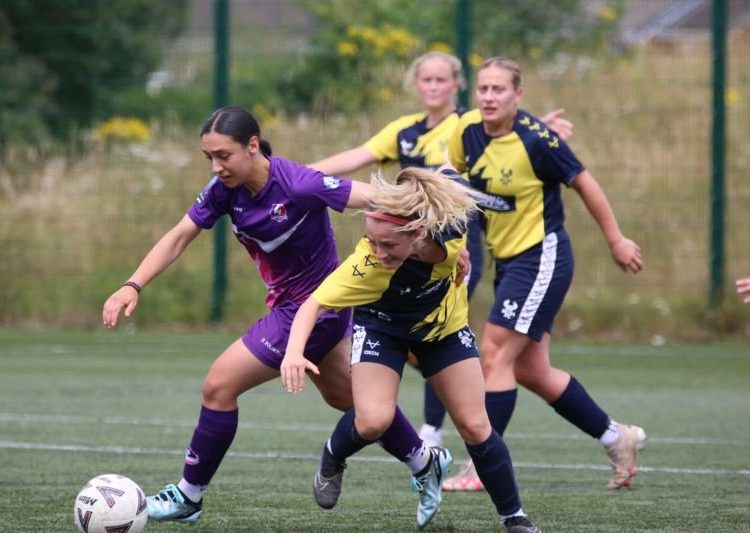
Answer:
[
  {"xmin": 411, "ymin": 446, "xmax": 453, "ymax": 529},
  {"xmin": 146, "ymin": 483, "xmax": 203, "ymax": 523}
]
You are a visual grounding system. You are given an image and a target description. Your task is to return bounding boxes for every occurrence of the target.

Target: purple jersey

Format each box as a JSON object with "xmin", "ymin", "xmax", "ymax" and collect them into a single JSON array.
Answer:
[{"xmin": 188, "ymin": 156, "xmax": 352, "ymax": 308}]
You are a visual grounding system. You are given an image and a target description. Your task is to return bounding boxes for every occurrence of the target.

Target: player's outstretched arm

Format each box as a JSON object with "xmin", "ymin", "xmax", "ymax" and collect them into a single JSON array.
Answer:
[
  {"xmin": 102, "ymin": 215, "xmax": 202, "ymax": 328},
  {"xmin": 346, "ymin": 180, "xmax": 375, "ymax": 209},
  {"xmin": 571, "ymin": 170, "xmax": 643, "ymax": 274},
  {"xmin": 309, "ymin": 146, "xmax": 378, "ymax": 176},
  {"xmin": 540, "ymin": 108, "xmax": 573, "ymax": 140},
  {"xmin": 737, "ymin": 278, "xmax": 750, "ymax": 304},
  {"xmin": 281, "ymin": 296, "xmax": 326, "ymax": 394}
]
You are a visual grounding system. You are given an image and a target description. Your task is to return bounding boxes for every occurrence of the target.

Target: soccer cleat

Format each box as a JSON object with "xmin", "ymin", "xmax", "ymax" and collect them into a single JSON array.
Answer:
[
  {"xmin": 442, "ymin": 459, "xmax": 484, "ymax": 492},
  {"xmin": 504, "ymin": 515, "xmax": 542, "ymax": 533},
  {"xmin": 146, "ymin": 483, "xmax": 203, "ymax": 523},
  {"xmin": 313, "ymin": 444, "xmax": 347, "ymax": 509},
  {"xmin": 418, "ymin": 424, "xmax": 444, "ymax": 448},
  {"xmin": 604, "ymin": 423, "xmax": 647, "ymax": 489},
  {"xmin": 411, "ymin": 446, "xmax": 453, "ymax": 529}
]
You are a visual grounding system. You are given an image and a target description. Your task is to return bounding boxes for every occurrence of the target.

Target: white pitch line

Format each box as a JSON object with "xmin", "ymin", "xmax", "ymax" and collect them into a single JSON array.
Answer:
[
  {"xmin": 0, "ymin": 412, "xmax": 746, "ymax": 447},
  {"xmin": 1, "ymin": 440, "xmax": 749, "ymax": 477}
]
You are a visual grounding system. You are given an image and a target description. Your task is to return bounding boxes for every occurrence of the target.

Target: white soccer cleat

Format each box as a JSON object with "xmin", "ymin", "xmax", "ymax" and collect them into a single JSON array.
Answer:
[{"xmin": 604, "ymin": 424, "xmax": 647, "ymax": 489}]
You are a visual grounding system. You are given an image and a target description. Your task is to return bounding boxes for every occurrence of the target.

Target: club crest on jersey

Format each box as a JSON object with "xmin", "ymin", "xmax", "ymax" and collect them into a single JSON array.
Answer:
[
  {"xmin": 323, "ymin": 176, "xmax": 341, "ymax": 189},
  {"xmin": 399, "ymin": 138, "xmax": 415, "ymax": 156},
  {"xmin": 270, "ymin": 203, "xmax": 288, "ymax": 222},
  {"xmin": 500, "ymin": 168, "xmax": 513, "ymax": 185}
]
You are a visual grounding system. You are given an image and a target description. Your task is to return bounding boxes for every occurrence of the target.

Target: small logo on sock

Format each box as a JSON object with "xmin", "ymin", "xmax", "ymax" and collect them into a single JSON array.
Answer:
[{"xmin": 184, "ymin": 446, "xmax": 200, "ymax": 466}]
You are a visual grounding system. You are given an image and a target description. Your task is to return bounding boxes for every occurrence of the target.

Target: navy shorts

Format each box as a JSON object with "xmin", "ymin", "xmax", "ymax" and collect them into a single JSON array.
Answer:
[
  {"xmin": 243, "ymin": 301, "xmax": 352, "ymax": 370},
  {"xmin": 488, "ymin": 231, "xmax": 574, "ymax": 341},
  {"xmin": 350, "ymin": 323, "xmax": 479, "ymax": 378}
]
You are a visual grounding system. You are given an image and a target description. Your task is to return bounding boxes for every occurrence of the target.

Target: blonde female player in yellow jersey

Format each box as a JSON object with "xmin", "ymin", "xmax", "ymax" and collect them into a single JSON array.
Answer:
[
  {"xmin": 280, "ymin": 167, "xmax": 542, "ymax": 533},
  {"xmin": 310, "ymin": 51, "xmax": 573, "ymax": 450},
  {"xmin": 442, "ymin": 56, "xmax": 646, "ymax": 493}
]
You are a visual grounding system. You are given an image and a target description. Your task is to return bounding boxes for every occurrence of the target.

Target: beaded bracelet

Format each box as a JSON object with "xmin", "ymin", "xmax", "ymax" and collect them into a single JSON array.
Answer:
[{"xmin": 121, "ymin": 280, "xmax": 142, "ymax": 293}]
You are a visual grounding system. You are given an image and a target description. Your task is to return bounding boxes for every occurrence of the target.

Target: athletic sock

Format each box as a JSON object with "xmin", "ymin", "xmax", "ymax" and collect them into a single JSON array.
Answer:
[
  {"xmin": 423, "ymin": 381, "xmax": 447, "ymax": 429},
  {"xmin": 176, "ymin": 479, "xmax": 203, "ymax": 504},
  {"xmin": 379, "ymin": 406, "xmax": 425, "ymax": 469},
  {"xmin": 599, "ymin": 418, "xmax": 621, "ymax": 446},
  {"xmin": 329, "ymin": 409, "xmax": 375, "ymax": 460},
  {"xmin": 485, "ymin": 389, "xmax": 518, "ymax": 437},
  {"xmin": 466, "ymin": 430, "xmax": 522, "ymax": 516},
  {"xmin": 550, "ymin": 376, "xmax": 609, "ymax": 438},
  {"xmin": 182, "ymin": 405, "xmax": 238, "ymax": 494}
]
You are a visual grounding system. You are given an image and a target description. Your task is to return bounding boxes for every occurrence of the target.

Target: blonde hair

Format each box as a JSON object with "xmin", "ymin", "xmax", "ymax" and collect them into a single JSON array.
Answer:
[
  {"xmin": 478, "ymin": 56, "xmax": 522, "ymax": 90},
  {"xmin": 404, "ymin": 51, "xmax": 466, "ymax": 92},
  {"xmin": 368, "ymin": 167, "xmax": 479, "ymax": 235}
]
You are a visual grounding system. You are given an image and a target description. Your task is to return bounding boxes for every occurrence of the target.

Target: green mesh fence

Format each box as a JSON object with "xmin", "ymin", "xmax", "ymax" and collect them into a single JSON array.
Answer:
[{"xmin": 1, "ymin": 0, "xmax": 748, "ymax": 340}]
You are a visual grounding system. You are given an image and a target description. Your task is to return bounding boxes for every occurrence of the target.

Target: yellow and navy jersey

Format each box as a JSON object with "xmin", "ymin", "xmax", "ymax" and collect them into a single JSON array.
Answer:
[
  {"xmin": 312, "ymin": 227, "xmax": 469, "ymax": 342},
  {"xmin": 449, "ymin": 109, "xmax": 584, "ymax": 259},
  {"xmin": 364, "ymin": 108, "xmax": 465, "ymax": 169}
]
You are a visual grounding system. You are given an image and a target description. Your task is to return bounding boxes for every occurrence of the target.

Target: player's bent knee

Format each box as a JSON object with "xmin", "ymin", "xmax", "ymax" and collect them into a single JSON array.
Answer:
[
  {"xmin": 452, "ymin": 417, "xmax": 492, "ymax": 445},
  {"xmin": 354, "ymin": 413, "xmax": 392, "ymax": 441},
  {"xmin": 201, "ymin": 378, "xmax": 236, "ymax": 409}
]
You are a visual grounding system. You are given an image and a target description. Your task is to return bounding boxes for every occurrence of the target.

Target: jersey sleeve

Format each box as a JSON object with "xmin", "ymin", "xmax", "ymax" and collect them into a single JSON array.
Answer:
[
  {"xmin": 520, "ymin": 112, "xmax": 585, "ymax": 187},
  {"xmin": 285, "ymin": 161, "xmax": 354, "ymax": 212},
  {"xmin": 187, "ymin": 176, "xmax": 230, "ymax": 229},
  {"xmin": 312, "ymin": 239, "xmax": 394, "ymax": 310},
  {"xmin": 363, "ymin": 114, "xmax": 423, "ymax": 162},
  {"xmin": 448, "ymin": 115, "xmax": 469, "ymax": 174}
]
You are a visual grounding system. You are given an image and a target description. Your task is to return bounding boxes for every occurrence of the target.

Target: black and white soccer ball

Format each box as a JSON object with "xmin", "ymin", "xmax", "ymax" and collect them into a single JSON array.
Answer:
[{"xmin": 73, "ymin": 474, "xmax": 147, "ymax": 533}]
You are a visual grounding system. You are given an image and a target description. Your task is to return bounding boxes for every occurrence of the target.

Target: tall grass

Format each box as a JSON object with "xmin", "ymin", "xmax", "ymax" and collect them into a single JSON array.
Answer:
[{"xmin": 1, "ymin": 35, "xmax": 748, "ymax": 341}]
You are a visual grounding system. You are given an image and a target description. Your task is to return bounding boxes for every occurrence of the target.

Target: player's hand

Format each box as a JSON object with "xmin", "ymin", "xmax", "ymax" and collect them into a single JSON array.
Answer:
[
  {"xmin": 609, "ymin": 237, "xmax": 643, "ymax": 274},
  {"xmin": 102, "ymin": 286, "xmax": 140, "ymax": 328},
  {"xmin": 736, "ymin": 278, "xmax": 750, "ymax": 304},
  {"xmin": 540, "ymin": 108, "xmax": 573, "ymax": 140},
  {"xmin": 280, "ymin": 353, "xmax": 320, "ymax": 394},
  {"xmin": 455, "ymin": 248, "xmax": 470, "ymax": 286}
]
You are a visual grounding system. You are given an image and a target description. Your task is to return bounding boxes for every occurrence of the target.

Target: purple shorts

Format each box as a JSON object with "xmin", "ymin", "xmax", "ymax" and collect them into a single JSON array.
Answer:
[{"xmin": 242, "ymin": 300, "xmax": 352, "ymax": 370}]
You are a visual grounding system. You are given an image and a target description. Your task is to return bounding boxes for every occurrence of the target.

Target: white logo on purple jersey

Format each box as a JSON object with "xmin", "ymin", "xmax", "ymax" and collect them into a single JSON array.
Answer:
[
  {"xmin": 270, "ymin": 203, "xmax": 288, "ymax": 222},
  {"xmin": 323, "ymin": 176, "xmax": 341, "ymax": 189},
  {"xmin": 233, "ymin": 212, "xmax": 310, "ymax": 253}
]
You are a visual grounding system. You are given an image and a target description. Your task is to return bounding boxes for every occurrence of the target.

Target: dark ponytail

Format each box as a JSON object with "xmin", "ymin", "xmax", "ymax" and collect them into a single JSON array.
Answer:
[{"xmin": 201, "ymin": 105, "xmax": 273, "ymax": 156}]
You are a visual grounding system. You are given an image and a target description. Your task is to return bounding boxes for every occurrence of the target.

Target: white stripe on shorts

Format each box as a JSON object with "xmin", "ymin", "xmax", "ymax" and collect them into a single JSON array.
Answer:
[
  {"xmin": 515, "ymin": 232, "xmax": 558, "ymax": 334},
  {"xmin": 350, "ymin": 324, "xmax": 366, "ymax": 365}
]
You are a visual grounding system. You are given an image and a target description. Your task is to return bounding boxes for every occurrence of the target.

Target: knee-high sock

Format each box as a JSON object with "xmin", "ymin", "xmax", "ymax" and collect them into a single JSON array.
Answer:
[
  {"xmin": 485, "ymin": 389, "xmax": 518, "ymax": 437},
  {"xmin": 550, "ymin": 376, "xmax": 609, "ymax": 439},
  {"xmin": 423, "ymin": 381, "xmax": 447, "ymax": 429},
  {"xmin": 182, "ymin": 405, "xmax": 238, "ymax": 487},
  {"xmin": 379, "ymin": 405, "xmax": 425, "ymax": 462},
  {"xmin": 330, "ymin": 407, "xmax": 422, "ymax": 464},
  {"xmin": 329, "ymin": 409, "xmax": 376, "ymax": 460},
  {"xmin": 466, "ymin": 431, "xmax": 521, "ymax": 517}
]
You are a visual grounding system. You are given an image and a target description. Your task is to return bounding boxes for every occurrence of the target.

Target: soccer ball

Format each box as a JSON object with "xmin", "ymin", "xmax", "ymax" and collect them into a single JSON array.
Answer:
[{"xmin": 73, "ymin": 474, "xmax": 148, "ymax": 533}]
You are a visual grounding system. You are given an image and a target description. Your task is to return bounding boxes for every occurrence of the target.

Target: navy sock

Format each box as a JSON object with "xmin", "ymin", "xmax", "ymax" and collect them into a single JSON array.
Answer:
[
  {"xmin": 423, "ymin": 381, "xmax": 447, "ymax": 429},
  {"xmin": 182, "ymin": 405, "xmax": 238, "ymax": 487},
  {"xmin": 329, "ymin": 409, "xmax": 376, "ymax": 460},
  {"xmin": 379, "ymin": 406, "xmax": 423, "ymax": 461},
  {"xmin": 485, "ymin": 389, "xmax": 518, "ymax": 437},
  {"xmin": 466, "ymin": 431, "xmax": 521, "ymax": 516},
  {"xmin": 550, "ymin": 376, "xmax": 609, "ymax": 438}
]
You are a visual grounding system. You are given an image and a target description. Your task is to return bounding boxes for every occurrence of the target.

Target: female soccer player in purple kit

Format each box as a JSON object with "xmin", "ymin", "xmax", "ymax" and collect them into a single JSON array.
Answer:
[{"xmin": 102, "ymin": 106, "xmax": 445, "ymax": 525}]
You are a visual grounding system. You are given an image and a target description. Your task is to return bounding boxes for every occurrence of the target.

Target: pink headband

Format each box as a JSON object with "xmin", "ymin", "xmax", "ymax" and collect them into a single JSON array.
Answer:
[{"xmin": 364, "ymin": 212, "xmax": 411, "ymax": 226}]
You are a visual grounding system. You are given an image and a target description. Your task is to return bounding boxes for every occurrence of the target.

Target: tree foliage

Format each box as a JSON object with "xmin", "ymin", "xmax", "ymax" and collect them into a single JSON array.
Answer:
[
  {"xmin": 280, "ymin": 0, "xmax": 625, "ymax": 113},
  {"xmin": 0, "ymin": 0, "xmax": 188, "ymax": 146}
]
